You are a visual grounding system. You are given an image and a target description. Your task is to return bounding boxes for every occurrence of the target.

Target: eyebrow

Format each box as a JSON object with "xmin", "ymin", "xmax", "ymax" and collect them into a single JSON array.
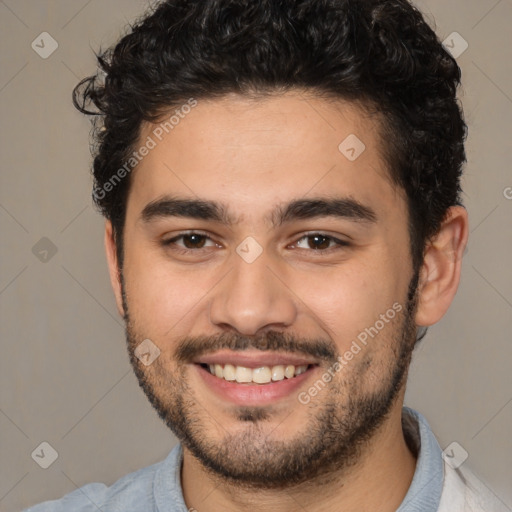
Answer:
[{"xmin": 140, "ymin": 195, "xmax": 377, "ymax": 228}]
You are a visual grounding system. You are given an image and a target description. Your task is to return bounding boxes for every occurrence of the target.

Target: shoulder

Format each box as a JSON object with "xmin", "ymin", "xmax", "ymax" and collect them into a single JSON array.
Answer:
[
  {"xmin": 22, "ymin": 447, "xmax": 180, "ymax": 512},
  {"xmin": 402, "ymin": 407, "xmax": 509, "ymax": 512},
  {"xmin": 438, "ymin": 461, "xmax": 510, "ymax": 512}
]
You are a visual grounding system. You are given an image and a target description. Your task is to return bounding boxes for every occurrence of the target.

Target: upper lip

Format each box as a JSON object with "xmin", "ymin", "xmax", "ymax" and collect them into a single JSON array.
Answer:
[{"xmin": 193, "ymin": 350, "xmax": 318, "ymax": 368}]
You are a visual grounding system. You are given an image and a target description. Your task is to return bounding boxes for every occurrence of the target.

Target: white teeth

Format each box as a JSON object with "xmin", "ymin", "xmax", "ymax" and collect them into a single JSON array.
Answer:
[
  {"xmin": 284, "ymin": 365, "xmax": 295, "ymax": 379},
  {"xmin": 206, "ymin": 363, "xmax": 310, "ymax": 383},
  {"xmin": 223, "ymin": 364, "xmax": 236, "ymax": 381},
  {"xmin": 235, "ymin": 366, "xmax": 253, "ymax": 383},
  {"xmin": 295, "ymin": 365, "xmax": 308, "ymax": 375},
  {"xmin": 252, "ymin": 366, "xmax": 272, "ymax": 384},
  {"xmin": 271, "ymin": 365, "xmax": 285, "ymax": 381}
]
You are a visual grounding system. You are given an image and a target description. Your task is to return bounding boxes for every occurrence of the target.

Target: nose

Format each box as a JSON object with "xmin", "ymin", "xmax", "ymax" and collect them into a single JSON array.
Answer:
[{"xmin": 208, "ymin": 250, "xmax": 298, "ymax": 336}]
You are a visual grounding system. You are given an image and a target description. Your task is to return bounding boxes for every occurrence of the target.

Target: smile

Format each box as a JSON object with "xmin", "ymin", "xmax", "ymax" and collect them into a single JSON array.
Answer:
[
  {"xmin": 192, "ymin": 350, "xmax": 320, "ymax": 404},
  {"xmin": 202, "ymin": 363, "xmax": 311, "ymax": 384}
]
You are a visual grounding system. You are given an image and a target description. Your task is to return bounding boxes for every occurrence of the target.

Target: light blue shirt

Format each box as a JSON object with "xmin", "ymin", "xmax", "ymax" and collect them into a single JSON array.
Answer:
[
  {"xmin": 24, "ymin": 407, "xmax": 443, "ymax": 511},
  {"xmin": 397, "ymin": 407, "xmax": 443, "ymax": 511}
]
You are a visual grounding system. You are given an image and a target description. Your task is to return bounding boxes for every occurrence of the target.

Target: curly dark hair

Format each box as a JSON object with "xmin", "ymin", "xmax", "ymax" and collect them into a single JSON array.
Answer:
[{"xmin": 73, "ymin": 0, "xmax": 467, "ymax": 272}]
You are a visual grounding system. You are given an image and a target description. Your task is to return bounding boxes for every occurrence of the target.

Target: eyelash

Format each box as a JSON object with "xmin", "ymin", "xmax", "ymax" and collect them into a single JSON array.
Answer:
[{"xmin": 161, "ymin": 231, "xmax": 350, "ymax": 256}]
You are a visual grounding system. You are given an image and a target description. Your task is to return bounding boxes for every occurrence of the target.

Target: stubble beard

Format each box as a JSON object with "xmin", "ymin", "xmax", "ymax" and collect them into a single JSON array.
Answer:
[{"xmin": 121, "ymin": 272, "xmax": 419, "ymax": 490}]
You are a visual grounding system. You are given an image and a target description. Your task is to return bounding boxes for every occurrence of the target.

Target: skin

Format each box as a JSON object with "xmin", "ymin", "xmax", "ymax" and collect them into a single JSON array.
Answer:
[{"xmin": 104, "ymin": 91, "xmax": 468, "ymax": 512}]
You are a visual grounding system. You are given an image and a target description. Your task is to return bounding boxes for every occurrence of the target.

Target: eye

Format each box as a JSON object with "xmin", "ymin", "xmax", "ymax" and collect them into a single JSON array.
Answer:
[
  {"xmin": 161, "ymin": 231, "xmax": 350, "ymax": 256},
  {"xmin": 292, "ymin": 233, "xmax": 350, "ymax": 252},
  {"xmin": 162, "ymin": 231, "xmax": 218, "ymax": 252}
]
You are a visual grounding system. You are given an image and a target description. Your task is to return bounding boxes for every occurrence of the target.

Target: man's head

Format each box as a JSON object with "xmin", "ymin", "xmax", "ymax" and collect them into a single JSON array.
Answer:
[{"xmin": 73, "ymin": 0, "xmax": 468, "ymax": 489}]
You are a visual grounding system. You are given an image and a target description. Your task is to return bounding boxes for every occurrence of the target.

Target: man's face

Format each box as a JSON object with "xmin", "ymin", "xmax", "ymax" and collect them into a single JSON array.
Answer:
[{"xmin": 115, "ymin": 92, "xmax": 418, "ymax": 487}]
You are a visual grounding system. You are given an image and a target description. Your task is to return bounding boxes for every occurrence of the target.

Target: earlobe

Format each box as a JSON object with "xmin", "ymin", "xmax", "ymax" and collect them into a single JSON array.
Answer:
[
  {"xmin": 414, "ymin": 206, "xmax": 469, "ymax": 327},
  {"xmin": 104, "ymin": 220, "xmax": 125, "ymax": 318}
]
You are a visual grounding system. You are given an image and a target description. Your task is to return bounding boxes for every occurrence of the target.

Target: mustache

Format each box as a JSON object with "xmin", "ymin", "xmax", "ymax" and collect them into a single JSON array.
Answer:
[{"xmin": 174, "ymin": 330, "xmax": 338, "ymax": 364}]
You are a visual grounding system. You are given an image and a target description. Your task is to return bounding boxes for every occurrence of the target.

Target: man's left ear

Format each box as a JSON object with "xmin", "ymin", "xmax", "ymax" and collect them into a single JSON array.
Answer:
[{"xmin": 415, "ymin": 206, "xmax": 469, "ymax": 326}]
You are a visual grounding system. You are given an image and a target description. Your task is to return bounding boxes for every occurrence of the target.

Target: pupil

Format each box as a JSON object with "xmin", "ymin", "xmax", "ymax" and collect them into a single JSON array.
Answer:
[
  {"xmin": 310, "ymin": 235, "xmax": 329, "ymax": 250},
  {"xmin": 184, "ymin": 234, "xmax": 205, "ymax": 249}
]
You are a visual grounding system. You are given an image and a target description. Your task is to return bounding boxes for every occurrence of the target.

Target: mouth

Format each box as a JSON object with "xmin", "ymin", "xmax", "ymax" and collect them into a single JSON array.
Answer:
[
  {"xmin": 191, "ymin": 350, "xmax": 320, "ymax": 405},
  {"xmin": 198, "ymin": 362, "xmax": 313, "ymax": 384}
]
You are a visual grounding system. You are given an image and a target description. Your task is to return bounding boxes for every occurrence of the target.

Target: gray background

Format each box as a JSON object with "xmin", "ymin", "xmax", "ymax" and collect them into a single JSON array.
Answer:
[{"xmin": 0, "ymin": 0, "xmax": 511, "ymax": 510}]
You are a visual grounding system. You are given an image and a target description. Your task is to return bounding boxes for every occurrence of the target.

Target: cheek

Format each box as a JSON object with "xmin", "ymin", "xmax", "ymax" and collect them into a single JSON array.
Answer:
[
  {"xmin": 289, "ymin": 260, "xmax": 403, "ymax": 352},
  {"xmin": 122, "ymin": 243, "xmax": 212, "ymax": 337}
]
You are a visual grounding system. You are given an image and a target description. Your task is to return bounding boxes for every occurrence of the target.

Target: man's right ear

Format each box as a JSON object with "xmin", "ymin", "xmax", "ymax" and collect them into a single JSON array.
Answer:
[{"xmin": 104, "ymin": 220, "xmax": 125, "ymax": 318}]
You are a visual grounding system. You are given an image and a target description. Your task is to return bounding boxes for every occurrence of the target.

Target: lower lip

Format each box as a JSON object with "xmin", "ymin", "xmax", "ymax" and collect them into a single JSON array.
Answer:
[{"xmin": 194, "ymin": 364, "xmax": 317, "ymax": 406}]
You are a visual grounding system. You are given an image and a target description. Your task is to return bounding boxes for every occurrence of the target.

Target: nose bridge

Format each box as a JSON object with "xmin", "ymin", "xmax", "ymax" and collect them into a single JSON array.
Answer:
[{"xmin": 208, "ymin": 248, "xmax": 297, "ymax": 335}]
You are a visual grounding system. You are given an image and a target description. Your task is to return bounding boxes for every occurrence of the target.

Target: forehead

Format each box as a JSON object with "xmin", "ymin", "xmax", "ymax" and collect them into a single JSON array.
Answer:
[{"xmin": 126, "ymin": 91, "xmax": 404, "ymax": 222}]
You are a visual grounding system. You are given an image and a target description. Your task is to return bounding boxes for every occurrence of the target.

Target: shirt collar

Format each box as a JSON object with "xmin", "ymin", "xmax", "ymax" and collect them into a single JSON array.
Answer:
[{"xmin": 396, "ymin": 406, "xmax": 444, "ymax": 512}]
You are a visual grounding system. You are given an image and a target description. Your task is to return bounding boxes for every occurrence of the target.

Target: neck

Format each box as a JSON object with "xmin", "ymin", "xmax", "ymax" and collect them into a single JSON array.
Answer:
[{"xmin": 181, "ymin": 400, "xmax": 416, "ymax": 512}]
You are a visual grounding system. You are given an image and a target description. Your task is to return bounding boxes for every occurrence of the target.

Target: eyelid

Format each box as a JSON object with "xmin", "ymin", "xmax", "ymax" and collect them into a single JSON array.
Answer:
[
  {"xmin": 162, "ymin": 230, "xmax": 217, "ymax": 246},
  {"xmin": 291, "ymin": 232, "xmax": 351, "ymax": 251},
  {"xmin": 161, "ymin": 230, "xmax": 351, "ymax": 253}
]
